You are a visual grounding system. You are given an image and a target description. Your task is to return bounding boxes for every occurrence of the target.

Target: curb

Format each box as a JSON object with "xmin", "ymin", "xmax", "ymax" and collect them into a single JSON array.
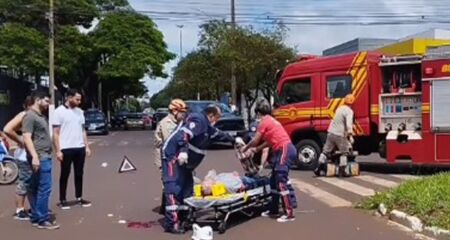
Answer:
[{"xmin": 376, "ymin": 204, "xmax": 450, "ymax": 240}]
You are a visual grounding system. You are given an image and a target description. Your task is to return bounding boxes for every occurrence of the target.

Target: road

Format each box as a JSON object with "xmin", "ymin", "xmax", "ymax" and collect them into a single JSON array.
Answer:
[{"xmin": 0, "ymin": 131, "xmax": 433, "ymax": 240}]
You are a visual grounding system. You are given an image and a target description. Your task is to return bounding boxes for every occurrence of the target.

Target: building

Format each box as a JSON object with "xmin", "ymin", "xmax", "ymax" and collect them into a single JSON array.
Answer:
[{"xmin": 323, "ymin": 38, "xmax": 396, "ymax": 56}]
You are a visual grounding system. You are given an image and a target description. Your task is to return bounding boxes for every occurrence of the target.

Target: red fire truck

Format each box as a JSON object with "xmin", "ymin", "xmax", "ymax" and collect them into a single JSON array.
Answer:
[{"xmin": 273, "ymin": 51, "xmax": 450, "ymax": 169}]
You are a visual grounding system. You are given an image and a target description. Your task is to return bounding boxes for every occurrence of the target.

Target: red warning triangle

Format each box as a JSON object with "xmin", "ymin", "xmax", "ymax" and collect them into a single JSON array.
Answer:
[{"xmin": 118, "ymin": 156, "xmax": 137, "ymax": 173}]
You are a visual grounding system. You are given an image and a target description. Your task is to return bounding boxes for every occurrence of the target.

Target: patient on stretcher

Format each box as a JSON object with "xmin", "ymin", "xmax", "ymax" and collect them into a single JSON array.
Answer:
[{"xmin": 194, "ymin": 169, "xmax": 270, "ymax": 199}]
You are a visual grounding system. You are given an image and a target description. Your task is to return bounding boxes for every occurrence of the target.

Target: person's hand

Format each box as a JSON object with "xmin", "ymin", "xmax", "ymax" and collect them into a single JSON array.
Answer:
[
  {"xmin": 56, "ymin": 151, "xmax": 64, "ymax": 162},
  {"xmin": 177, "ymin": 152, "xmax": 188, "ymax": 166},
  {"xmin": 86, "ymin": 146, "xmax": 92, "ymax": 158},
  {"xmin": 32, "ymin": 157, "xmax": 40, "ymax": 172},
  {"xmin": 234, "ymin": 137, "xmax": 245, "ymax": 148}
]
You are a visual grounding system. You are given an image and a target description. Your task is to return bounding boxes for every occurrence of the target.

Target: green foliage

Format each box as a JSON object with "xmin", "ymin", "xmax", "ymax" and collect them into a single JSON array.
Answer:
[
  {"xmin": 360, "ymin": 173, "xmax": 450, "ymax": 230},
  {"xmin": 157, "ymin": 20, "xmax": 296, "ymax": 111},
  {"xmin": 0, "ymin": 23, "xmax": 47, "ymax": 74}
]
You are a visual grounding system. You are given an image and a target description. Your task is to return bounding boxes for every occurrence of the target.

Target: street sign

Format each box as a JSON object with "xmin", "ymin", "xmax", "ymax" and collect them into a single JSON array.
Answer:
[{"xmin": 118, "ymin": 156, "xmax": 137, "ymax": 173}]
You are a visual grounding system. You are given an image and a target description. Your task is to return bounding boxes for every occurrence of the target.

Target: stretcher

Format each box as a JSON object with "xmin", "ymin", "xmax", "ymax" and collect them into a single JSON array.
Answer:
[
  {"xmin": 184, "ymin": 180, "xmax": 272, "ymax": 234},
  {"xmin": 183, "ymin": 146, "xmax": 271, "ymax": 234}
]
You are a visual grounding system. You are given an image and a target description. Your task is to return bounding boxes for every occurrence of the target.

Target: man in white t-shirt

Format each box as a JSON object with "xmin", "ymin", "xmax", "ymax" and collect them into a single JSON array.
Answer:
[{"xmin": 52, "ymin": 89, "xmax": 92, "ymax": 210}]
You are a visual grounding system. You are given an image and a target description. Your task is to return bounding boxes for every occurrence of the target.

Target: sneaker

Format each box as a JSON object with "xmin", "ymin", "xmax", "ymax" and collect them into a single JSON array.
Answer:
[
  {"xmin": 276, "ymin": 215, "xmax": 295, "ymax": 223},
  {"xmin": 57, "ymin": 201, "xmax": 71, "ymax": 210},
  {"xmin": 14, "ymin": 210, "xmax": 30, "ymax": 221},
  {"xmin": 261, "ymin": 210, "xmax": 279, "ymax": 218},
  {"xmin": 78, "ymin": 199, "xmax": 92, "ymax": 208},
  {"xmin": 37, "ymin": 221, "xmax": 60, "ymax": 230},
  {"xmin": 31, "ymin": 221, "xmax": 39, "ymax": 227}
]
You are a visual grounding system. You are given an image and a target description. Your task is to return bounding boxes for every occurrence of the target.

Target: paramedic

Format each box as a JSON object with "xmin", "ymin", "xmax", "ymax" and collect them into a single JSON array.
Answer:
[
  {"xmin": 161, "ymin": 105, "xmax": 244, "ymax": 234},
  {"xmin": 154, "ymin": 99, "xmax": 188, "ymax": 215},
  {"xmin": 242, "ymin": 100, "xmax": 297, "ymax": 223},
  {"xmin": 314, "ymin": 94, "xmax": 355, "ymax": 177}
]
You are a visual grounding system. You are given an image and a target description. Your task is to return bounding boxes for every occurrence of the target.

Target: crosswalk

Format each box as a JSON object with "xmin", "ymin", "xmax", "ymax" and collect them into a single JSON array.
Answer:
[{"xmin": 290, "ymin": 173, "xmax": 423, "ymax": 208}]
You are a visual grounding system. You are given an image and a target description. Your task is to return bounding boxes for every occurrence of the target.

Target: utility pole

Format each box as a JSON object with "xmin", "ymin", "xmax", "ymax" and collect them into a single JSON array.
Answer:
[
  {"xmin": 48, "ymin": 0, "xmax": 55, "ymax": 105},
  {"xmin": 177, "ymin": 25, "xmax": 184, "ymax": 58},
  {"xmin": 230, "ymin": 0, "xmax": 237, "ymax": 109}
]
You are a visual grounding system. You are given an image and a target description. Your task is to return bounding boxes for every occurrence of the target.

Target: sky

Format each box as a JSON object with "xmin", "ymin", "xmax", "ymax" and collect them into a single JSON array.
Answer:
[{"xmin": 128, "ymin": 0, "xmax": 450, "ymax": 97}]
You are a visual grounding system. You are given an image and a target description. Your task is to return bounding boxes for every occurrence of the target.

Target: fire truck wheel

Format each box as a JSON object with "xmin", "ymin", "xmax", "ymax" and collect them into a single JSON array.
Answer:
[{"xmin": 295, "ymin": 139, "xmax": 320, "ymax": 170}]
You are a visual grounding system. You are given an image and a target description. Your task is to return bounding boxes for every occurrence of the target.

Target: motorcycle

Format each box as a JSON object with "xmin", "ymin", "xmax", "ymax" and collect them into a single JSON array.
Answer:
[{"xmin": 0, "ymin": 138, "xmax": 19, "ymax": 185}]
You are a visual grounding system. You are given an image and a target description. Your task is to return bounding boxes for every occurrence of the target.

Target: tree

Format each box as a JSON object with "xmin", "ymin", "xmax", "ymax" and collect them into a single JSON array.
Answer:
[
  {"xmin": 167, "ymin": 20, "xmax": 296, "ymax": 121},
  {"xmin": 90, "ymin": 11, "xmax": 175, "ymax": 101},
  {"xmin": 0, "ymin": 23, "xmax": 47, "ymax": 80}
]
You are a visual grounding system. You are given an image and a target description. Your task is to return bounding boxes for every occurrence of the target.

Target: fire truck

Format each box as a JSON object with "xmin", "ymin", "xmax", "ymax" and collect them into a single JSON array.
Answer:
[{"xmin": 273, "ymin": 51, "xmax": 450, "ymax": 170}]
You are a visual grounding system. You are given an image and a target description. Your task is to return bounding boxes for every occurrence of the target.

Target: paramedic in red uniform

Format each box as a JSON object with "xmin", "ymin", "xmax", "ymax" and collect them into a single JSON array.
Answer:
[{"xmin": 242, "ymin": 100, "xmax": 297, "ymax": 223}]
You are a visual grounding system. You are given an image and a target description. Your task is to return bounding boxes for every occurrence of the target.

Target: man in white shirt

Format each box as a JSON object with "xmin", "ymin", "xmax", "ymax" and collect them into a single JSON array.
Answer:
[
  {"xmin": 52, "ymin": 89, "xmax": 92, "ymax": 210},
  {"xmin": 314, "ymin": 94, "xmax": 355, "ymax": 177}
]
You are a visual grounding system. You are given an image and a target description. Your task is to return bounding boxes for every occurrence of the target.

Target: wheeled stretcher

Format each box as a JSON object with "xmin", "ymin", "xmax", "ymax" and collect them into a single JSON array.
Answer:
[
  {"xmin": 183, "ymin": 177, "xmax": 272, "ymax": 234},
  {"xmin": 183, "ymin": 147, "xmax": 272, "ymax": 234}
]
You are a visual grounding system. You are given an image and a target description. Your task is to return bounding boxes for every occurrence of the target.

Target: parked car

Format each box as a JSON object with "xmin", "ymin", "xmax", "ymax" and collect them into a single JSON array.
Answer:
[
  {"xmin": 110, "ymin": 111, "xmax": 129, "ymax": 129},
  {"xmin": 85, "ymin": 109, "xmax": 109, "ymax": 135},
  {"xmin": 151, "ymin": 108, "xmax": 169, "ymax": 130},
  {"xmin": 124, "ymin": 112, "xmax": 150, "ymax": 130},
  {"xmin": 185, "ymin": 100, "xmax": 247, "ymax": 141}
]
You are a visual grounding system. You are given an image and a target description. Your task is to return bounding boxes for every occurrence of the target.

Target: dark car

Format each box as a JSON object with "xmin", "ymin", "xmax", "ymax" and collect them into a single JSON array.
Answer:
[
  {"xmin": 85, "ymin": 110, "xmax": 109, "ymax": 135},
  {"xmin": 185, "ymin": 100, "xmax": 247, "ymax": 141},
  {"xmin": 124, "ymin": 112, "xmax": 151, "ymax": 130},
  {"xmin": 151, "ymin": 108, "xmax": 169, "ymax": 130},
  {"xmin": 110, "ymin": 111, "xmax": 128, "ymax": 129}
]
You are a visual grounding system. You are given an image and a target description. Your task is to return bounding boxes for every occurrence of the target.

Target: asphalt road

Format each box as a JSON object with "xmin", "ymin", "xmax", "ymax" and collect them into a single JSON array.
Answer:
[{"xmin": 0, "ymin": 131, "xmax": 435, "ymax": 240}]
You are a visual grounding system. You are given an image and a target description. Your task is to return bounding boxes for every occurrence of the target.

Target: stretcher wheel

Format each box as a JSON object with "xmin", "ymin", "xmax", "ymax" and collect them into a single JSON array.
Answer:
[{"xmin": 218, "ymin": 222, "xmax": 227, "ymax": 234}]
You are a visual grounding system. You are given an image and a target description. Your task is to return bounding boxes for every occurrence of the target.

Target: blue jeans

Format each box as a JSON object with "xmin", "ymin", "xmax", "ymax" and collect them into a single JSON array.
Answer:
[{"xmin": 28, "ymin": 158, "xmax": 52, "ymax": 224}]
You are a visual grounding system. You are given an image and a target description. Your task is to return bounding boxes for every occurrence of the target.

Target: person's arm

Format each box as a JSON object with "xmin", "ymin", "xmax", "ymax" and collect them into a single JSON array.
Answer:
[
  {"xmin": 22, "ymin": 114, "xmax": 39, "ymax": 171},
  {"xmin": 53, "ymin": 127, "xmax": 64, "ymax": 161},
  {"xmin": 154, "ymin": 122, "xmax": 163, "ymax": 147},
  {"xmin": 83, "ymin": 129, "xmax": 91, "ymax": 157},
  {"xmin": 52, "ymin": 109, "xmax": 64, "ymax": 161},
  {"xmin": 3, "ymin": 112, "xmax": 25, "ymax": 147},
  {"xmin": 209, "ymin": 127, "xmax": 235, "ymax": 144},
  {"xmin": 255, "ymin": 141, "xmax": 269, "ymax": 153},
  {"xmin": 345, "ymin": 109, "xmax": 354, "ymax": 137}
]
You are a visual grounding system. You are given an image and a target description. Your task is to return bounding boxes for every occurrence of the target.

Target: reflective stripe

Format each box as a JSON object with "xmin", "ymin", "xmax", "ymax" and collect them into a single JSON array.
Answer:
[
  {"xmin": 165, "ymin": 205, "xmax": 189, "ymax": 211},
  {"xmin": 210, "ymin": 130, "xmax": 219, "ymax": 139},
  {"xmin": 162, "ymin": 123, "xmax": 184, "ymax": 157},
  {"xmin": 279, "ymin": 190, "xmax": 290, "ymax": 196},
  {"xmin": 188, "ymin": 144, "xmax": 206, "ymax": 155},
  {"xmin": 181, "ymin": 127, "xmax": 194, "ymax": 138}
]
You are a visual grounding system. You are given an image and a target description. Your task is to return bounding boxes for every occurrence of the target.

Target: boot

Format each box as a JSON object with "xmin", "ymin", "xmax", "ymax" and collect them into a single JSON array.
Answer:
[
  {"xmin": 338, "ymin": 166, "xmax": 346, "ymax": 178},
  {"xmin": 314, "ymin": 163, "xmax": 325, "ymax": 177},
  {"xmin": 159, "ymin": 193, "xmax": 166, "ymax": 215}
]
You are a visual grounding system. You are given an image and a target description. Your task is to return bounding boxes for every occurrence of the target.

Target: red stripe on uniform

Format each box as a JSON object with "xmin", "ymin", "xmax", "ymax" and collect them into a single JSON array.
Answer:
[
  {"xmin": 169, "ymin": 195, "xmax": 179, "ymax": 230},
  {"xmin": 279, "ymin": 182, "xmax": 292, "ymax": 216}
]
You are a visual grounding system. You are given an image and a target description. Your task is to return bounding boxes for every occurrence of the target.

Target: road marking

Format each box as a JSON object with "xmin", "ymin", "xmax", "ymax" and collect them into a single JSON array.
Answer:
[
  {"xmin": 318, "ymin": 177, "xmax": 376, "ymax": 197},
  {"xmin": 389, "ymin": 174, "xmax": 421, "ymax": 181},
  {"xmin": 290, "ymin": 179, "xmax": 352, "ymax": 208},
  {"xmin": 355, "ymin": 175, "xmax": 399, "ymax": 188}
]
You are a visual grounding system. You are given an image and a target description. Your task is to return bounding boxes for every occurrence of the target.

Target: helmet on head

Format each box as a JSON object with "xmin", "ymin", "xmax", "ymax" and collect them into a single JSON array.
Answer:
[
  {"xmin": 169, "ymin": 99, "xmax": 187, "ymax": 112},
  {"xmin": 344, "ymin": 94, "xmax": 355, "ymax": 105},
  {"xmin": 254, "ymin": 99, "xmax": 271, "ymax": 116}
]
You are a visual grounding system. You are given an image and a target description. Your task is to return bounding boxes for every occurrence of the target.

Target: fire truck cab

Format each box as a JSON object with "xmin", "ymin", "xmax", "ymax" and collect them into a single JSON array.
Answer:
[{"xmin": 273, "ymin": 51, "xmax": 450, "ymax": 170}]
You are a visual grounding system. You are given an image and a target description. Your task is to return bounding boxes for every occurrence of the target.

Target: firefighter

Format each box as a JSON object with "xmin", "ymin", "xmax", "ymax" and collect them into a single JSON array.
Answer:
[
  {"xmin": 161, "ymin": 105, "xmax": 244, "ymax": 234},
  {"xmin": 154, "ymin": 99, "xmax": 188, "ymax": 215},
  {"xmin": 314, "ymin": 94, "xmax": 355, "ymax": 177},
  {"xmin": 242, "ymin": 100, "xmax": 297, "ymax": 223}
]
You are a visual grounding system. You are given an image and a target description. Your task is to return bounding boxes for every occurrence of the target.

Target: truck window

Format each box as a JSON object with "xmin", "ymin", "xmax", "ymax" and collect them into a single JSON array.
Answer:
[
  {"xmin": 327, "ymin": 75, "xmax": 352, "ymax": 98},
  {"xmin": 279, "ymin": 78, "xmax": 311, "ymax": 105}
]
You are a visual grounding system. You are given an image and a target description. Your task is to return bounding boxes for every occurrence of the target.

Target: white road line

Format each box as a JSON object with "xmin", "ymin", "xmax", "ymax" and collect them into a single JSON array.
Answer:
[
  {"xmin": 290, "ymin": 179, "xmax": 352, "ymax": 208},
  {"xmin": 318, "ymin": 177, "xmax": 376, "ymax": 197},
  {"xmin": 355, "ymin": 175, "xmax": 399, "ymax": 188},
  {"xmin": 389, "ymin": 174, "xmax": 421, "ymax": 181}
]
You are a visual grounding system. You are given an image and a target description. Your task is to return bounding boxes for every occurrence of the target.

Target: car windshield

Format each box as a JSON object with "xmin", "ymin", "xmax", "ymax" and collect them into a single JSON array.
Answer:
[{"xmin": 85, "ymin": 112, "xmax": 104, "ymax": 120}]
